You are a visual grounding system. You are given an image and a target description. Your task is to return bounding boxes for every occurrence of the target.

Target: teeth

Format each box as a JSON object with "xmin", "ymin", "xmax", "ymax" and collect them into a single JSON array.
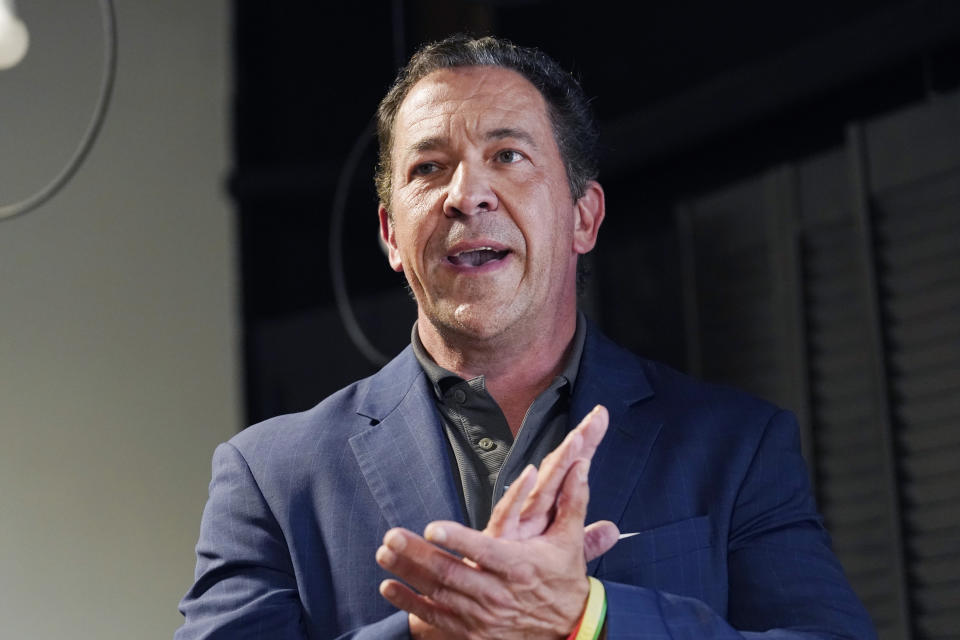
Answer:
[
  {"xmin": 455, "ymin": 246, "xmax": 495, "ymax": 256},
  {"xmin": 448, "ymin": 247, "xmax": 508, "ymax": 267}
]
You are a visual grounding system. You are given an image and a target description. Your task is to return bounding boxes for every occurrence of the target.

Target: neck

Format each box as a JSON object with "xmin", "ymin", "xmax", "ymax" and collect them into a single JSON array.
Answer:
[{"xmin": 418, "ymin": 308, "xmax": 578, "ymax": 435}]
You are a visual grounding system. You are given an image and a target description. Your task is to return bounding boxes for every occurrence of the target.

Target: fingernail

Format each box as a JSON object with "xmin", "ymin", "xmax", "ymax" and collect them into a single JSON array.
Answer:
[
  {"xmin": 376, "ymin": 546, "xmax": 396, "ymax": 567},
  {"xmin": 384, "ymin": 530, "xmax": 406, "ymax": 552},
  {"xmin": 380, "ymin": 580, "xmax": 396, "ymax": 597},
  {"xmin": 578, "ymin": 460, "xmax": 590, "ymax": 482},
  {"xmin": 425, "ymin": 524, "xmax": 447, "ymax": 543}
]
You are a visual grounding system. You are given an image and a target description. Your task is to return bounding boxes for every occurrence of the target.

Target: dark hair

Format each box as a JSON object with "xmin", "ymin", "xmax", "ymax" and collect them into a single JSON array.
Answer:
[{"xmin": 374, "ymin": 34, "xmax": 599, "ymax": 210}]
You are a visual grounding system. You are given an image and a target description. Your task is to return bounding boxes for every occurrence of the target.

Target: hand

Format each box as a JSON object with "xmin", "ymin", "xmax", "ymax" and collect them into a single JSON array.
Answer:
[
  {"xmin": 379, "ymin": 406, "xmax": 618, "ymax": 639},
  {"xmin": 486, "ymin": 405, "xmax": 619, "ymax": 560},
  {"xmin": 378, "ymin": 458, "xmax": 594, "ymax": 639}
]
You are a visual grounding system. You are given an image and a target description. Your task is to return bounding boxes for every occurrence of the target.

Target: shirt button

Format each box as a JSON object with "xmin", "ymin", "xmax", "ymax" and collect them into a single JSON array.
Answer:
[
  {"xmin": 453, "ymin": 389, "xmax": 467, "ymax": 404},
  {"xmin": 477, "ymin": 437, "xmax": 496, "ymax": 451}
]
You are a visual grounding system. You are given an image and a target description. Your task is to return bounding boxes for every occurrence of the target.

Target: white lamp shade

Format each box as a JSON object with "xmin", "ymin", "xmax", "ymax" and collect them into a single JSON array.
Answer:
[{"xmin": 0, "ymin": 0, "xmax": 29, "ymax": 69}]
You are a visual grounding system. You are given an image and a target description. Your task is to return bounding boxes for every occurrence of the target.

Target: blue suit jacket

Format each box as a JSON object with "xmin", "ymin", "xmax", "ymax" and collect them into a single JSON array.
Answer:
[{"xmin": 177, "ymin": 327, "xmax": 875, "ymax": 639}]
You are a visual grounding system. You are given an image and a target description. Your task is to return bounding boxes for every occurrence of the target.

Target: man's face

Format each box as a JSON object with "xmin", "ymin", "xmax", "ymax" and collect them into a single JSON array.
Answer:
[{"xmin": 379, "ymin": 65, "xmax": 603, "ymax": 344}]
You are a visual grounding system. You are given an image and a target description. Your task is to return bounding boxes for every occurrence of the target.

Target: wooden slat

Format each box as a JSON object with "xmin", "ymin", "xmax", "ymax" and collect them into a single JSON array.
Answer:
[
  {"xmin": 908, "ymin": 530, "xmax": 960, "ymax": 558},
  {"xmin": 897, "ymin": 396, "xmax": 960, "ymax": 427},
  {"xmin": 912, "ymin": 552, "xmax": 960, "ymax": 585},
  {"xmin": 882, "ymin": 209, "xmax": 958, "ymax": 244},
  {"xmin": 903, "ymin": 498, "xmax": 960, "ymax": 532},
  {"xmin": 916, "ymin": 611, "xmax": 960, "ymax": 639},
  {"xmin": 810, "ymin": 397, "xmax": 876, "ymax": 427},
  {"xmin": 913, "ymin": 583, "xmax": 960, "ymax": 610},
  {"xmin": 815, "ymin": 416, "xmax": 877, "ymax": 449},
  {"xmin": 885, "ymin": 281, "xmax": 960, "ymax": 323},
  {"xmin": 831, "ymin": 525, "xmax": 896, "ymax": 553},
  {"xmin": 883, "ymin": 255, "xmax": 960, "ymax": 295},
  {"xmin": 900, "ymin": 426, "xmax": 960, "ymax": 458},
  {"xmin": 892, "ymin": 369, "xmax": 960, "ymax": 402},
  {"xmin": 808, "ymin": 320, "xmax": 872, "ymax": 354},
  {"xmin": 887, "ymin": 313, "xmax": 960, "ymax": 351},
  {"xmin": 809, "ymin": 350, "xmax": 875, "ymax": 380}
]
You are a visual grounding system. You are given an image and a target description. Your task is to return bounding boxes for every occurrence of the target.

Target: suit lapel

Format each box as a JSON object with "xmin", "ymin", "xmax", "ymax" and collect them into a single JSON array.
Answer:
[
  {"xmin": 573, "ymin": 327, "xmax": 663, "ymax": 575},
  {"xmin": 349, "ymin": 348, "xmax": 465, "ymax": 535}
]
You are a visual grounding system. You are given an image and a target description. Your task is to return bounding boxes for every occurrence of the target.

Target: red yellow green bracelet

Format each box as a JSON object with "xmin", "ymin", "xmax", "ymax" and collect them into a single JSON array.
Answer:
[{"xmin": 566, "ymin": 577, "xmax": 606, "ymax": 640}]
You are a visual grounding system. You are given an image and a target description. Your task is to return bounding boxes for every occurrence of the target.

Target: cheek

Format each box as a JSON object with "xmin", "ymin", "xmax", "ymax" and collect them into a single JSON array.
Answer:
[
  {"xmin": 392, "ymin": 205, "xmax": 438, "ymax": 264},
  {"xmin": 396, "ymin": 181, "xmax": 441, "ymax": 219},
  {"xmin": 520, "ymin": 183, "xmax": 573, "ymax": 238}
]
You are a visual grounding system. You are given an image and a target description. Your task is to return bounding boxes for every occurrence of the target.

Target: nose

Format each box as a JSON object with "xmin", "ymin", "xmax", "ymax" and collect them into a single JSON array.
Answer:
[{"xmin": 443, "ymin": 162, "xmax": 498, "ymax": 218}]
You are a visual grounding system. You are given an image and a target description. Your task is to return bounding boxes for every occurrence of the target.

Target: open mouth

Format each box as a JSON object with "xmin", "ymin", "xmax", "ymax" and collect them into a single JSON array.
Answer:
[{"xmin": 447, "ymin": 247, "xmax": 510, "ymax": 267}]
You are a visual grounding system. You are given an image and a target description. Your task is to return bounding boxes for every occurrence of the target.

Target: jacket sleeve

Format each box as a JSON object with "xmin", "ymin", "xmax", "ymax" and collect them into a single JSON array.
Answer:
[
  {"xmin": 175, "ymin": 442, "xmax": 411, "ymax": 640},
  {"xmin": 601, "ymin": 411, "xmax": 877, "ymax": 639}
]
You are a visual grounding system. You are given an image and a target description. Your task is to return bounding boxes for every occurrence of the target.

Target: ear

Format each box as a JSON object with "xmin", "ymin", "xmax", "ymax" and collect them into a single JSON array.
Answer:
[
  {"xmin": 378, "ymin": 204, "xmax": 404, "ymax": 272},
  {"xmin": 572, "ymin": 180, "xmax": 605, "ymax": 255}
]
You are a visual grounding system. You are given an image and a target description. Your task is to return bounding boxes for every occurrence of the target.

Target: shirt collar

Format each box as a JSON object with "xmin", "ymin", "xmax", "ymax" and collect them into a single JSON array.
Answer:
[
  {"xmin": 410, "ymin": 311, "xmax": 587, "ymax": 400},
  {"xmin": 410, "ymin": 323, "xmax": 462, "ymax": 397}
]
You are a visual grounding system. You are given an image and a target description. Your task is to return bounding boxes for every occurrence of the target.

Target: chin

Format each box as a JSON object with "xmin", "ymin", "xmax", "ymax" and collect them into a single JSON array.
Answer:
[
  {"xmin": 454, "ymin": 309, "xmax": 502, "ymax": 338},
  {"xmin": 427, "ymin": 300, "xmax": 515, "ymax": 343}
]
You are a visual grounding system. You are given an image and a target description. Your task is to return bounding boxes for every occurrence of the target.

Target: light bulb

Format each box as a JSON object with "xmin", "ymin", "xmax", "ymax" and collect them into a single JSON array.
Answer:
[{"xmin": 0, "ymin": 0, "xmax": 29, "ymax": 70}]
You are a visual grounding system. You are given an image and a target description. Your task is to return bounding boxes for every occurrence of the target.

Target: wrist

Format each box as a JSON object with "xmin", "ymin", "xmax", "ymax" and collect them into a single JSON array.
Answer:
[
  {"xmin": 562, "ymin": 575, "xmax": 590, "ymax": 636},
  {"xmin": 566, "ymin": 577, "xmax": 606, "ymax": 640}
]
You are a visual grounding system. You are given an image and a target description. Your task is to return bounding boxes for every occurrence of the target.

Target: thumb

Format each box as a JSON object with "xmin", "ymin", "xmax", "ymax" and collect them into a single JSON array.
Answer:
[{"xmin": 583, "ymin": 520, "xmax": 619, "ymax": 562}]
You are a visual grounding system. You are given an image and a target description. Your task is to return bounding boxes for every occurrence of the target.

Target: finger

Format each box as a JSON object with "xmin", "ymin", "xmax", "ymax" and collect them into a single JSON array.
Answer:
[
  {"xmin": 538, "ymin": 406, "xmax": 607, "ymax": 514},
  {"xmin": 379, "ymin": 579, "xmax": 468, "ymax": 637},
  {"xmin": 577, "ymin": 404, "xmax": 609, "ymax": 460},
  {"xmin": 520, "ymin": 406, "xmax": 608, "ymax": 527},
  {"xmin": 549, "ymin": 459, "xmax": 590, "ymax": 540},
  {"xmin": 583, "ymin": 520, "xmax": 619, "ymax": 562},
  {"xmin": 424, "ymin": 520, "xmax": 521, "ymax": 577},
  {"xmin": 376, "ymin": 528, "xmax": 500, "ymax": 602},
  {"xmin": 408, "ymin": 613, "xmax": 466, "ymax": 640},
  {"xmin": 513, "ymin": 427, "xmax": 585, "ymax": 534},
  {"xmin": 485, "ymin": 464, "xmax": 537, "ymax": 538}
]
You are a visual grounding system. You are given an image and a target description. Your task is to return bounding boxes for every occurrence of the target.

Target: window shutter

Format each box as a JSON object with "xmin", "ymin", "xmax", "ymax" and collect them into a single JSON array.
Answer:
[{"xmin": 874, "ymin": 171, "xmax": 960, "ymax": 639}]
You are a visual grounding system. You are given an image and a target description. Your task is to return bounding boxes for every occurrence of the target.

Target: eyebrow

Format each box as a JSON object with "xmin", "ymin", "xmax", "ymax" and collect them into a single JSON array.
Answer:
[
  {"xmin": 485, "ymin": 127, "xmax": 538, "ymax": 148},
  {"xmin": 406, "ymin": 127, "xmax": 539, "ymax": 155},
  {"xmin": 408, "ymin": 136, "xmax": 446, "ymax": 154}
]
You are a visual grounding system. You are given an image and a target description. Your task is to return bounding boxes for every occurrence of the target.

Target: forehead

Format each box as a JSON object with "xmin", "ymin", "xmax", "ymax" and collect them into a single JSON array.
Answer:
[{"xmin": 392, "ymin": 66, "xmax": 552, "ymax": 150}]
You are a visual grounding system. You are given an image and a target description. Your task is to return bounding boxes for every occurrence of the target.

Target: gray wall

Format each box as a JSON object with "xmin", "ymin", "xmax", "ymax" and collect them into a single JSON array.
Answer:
[{"xmin": 0, "ymin": 1, "xmax": 238, "ymax": 638}]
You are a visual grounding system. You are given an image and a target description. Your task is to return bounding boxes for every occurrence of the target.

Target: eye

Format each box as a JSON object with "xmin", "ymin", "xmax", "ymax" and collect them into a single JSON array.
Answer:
[
  {"xmin": 411, "ymin": 162, "xmax": 440, "ymax": 177},
  {"xmin": 495, "ymin": 149, "xmax": 524, "ymax": 164}
]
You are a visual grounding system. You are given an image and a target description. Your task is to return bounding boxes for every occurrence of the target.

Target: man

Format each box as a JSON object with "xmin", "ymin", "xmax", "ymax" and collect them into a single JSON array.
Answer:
[{"xmin": 177, "ymin": 35, "xmax": 875, "ymax": 639}]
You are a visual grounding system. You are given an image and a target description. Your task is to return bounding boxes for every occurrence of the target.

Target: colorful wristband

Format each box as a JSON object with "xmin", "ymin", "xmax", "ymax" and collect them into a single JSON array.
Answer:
[{"xmin": 567, "ymin": 577, "xmax": 606, "ymax": 640}]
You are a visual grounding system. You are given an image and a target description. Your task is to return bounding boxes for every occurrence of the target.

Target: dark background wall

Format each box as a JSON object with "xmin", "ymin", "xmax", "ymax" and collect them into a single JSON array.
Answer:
[{"xmin": 231, "ymin": 3, "xmax": 960, "ymax": 638}]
